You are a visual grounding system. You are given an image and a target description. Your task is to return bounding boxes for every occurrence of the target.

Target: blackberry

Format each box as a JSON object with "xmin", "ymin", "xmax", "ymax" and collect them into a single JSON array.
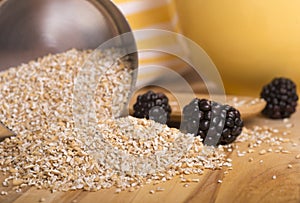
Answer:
[
  {"xmin": 182, "ymin": 98, "xmax": 243, "ymax": 145},
  {"xmin": 133, "ymin": 91, "xmax": 171, "ymax": 124},
  {"xmin": 260, "ymin": 77, "xmax": 298, "ymax": 119}
]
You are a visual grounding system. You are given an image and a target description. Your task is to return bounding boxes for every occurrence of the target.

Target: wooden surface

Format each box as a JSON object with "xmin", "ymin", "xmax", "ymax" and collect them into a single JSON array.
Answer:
[{"xmin": 1, "ymin": 100, "xmax": 300, "ymax": 203}]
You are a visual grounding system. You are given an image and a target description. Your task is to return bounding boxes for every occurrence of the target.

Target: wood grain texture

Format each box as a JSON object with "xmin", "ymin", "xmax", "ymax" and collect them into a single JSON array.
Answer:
[{"xmin": 0, "ymin": 102, "xmax": 299, "ymax": 203}]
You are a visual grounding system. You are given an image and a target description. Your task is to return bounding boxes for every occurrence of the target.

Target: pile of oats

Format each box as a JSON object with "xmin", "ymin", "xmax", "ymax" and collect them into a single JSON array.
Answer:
[
  {"xmin": 234, "ymin": 120, "xmax": 298, "ymax": 158},
  {"xmin": 0, "ymin": 49, "xmax": 228, "ymax": 193}
]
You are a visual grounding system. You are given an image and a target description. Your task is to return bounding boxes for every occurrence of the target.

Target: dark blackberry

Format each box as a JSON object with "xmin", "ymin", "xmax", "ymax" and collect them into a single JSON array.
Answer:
[
  {"xmin": 182, "ymin": 98, "xmax": 243, "ymax": 145},
  {"xmin": 133, "ymin": 91, "xmax": 171, "ymax": 124},
  {"xmin": 260, "ymin": 77, "xmax": 298, "ymax": 119}
]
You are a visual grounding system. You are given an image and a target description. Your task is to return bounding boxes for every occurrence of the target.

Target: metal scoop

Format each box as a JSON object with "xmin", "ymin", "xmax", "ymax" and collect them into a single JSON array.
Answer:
[{"xmin": 0, "ymin": 0, "xmax": 137, "ymax": 140}]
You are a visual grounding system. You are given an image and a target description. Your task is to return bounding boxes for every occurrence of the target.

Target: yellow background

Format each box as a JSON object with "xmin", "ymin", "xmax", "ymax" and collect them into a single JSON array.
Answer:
[{"xmin": 175, "ymin": 0, "xmax": 300, "ymax": 96}]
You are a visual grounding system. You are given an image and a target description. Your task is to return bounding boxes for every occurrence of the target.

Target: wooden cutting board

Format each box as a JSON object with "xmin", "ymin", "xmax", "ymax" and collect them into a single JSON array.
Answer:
[{"xmin": 1, "ymin": 96, "xmax": 299, "ymax": 203}]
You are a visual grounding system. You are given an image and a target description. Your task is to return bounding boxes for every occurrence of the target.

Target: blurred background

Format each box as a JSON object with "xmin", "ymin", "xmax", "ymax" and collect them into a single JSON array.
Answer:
[
  {"xmin": 114, "ymin": 0, "xmax": 300, "ymax": 97},
  {"xmin": 0, "ymin": 0, "xmax": 300, "ymax": 97}
]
